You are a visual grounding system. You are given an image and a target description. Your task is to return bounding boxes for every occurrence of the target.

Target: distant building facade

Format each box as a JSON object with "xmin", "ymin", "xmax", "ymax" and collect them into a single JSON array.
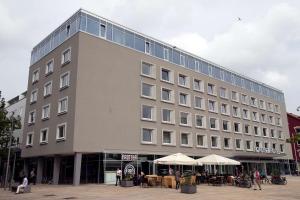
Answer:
[{"xmin": 21, "ymin": 9, "xmax": 292, "ymax": 186}]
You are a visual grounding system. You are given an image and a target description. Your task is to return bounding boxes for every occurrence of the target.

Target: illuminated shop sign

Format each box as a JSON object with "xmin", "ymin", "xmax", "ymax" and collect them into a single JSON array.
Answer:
[{"xmin": 255, "ymin": 147, "xmax": 279, "ymax": 154}]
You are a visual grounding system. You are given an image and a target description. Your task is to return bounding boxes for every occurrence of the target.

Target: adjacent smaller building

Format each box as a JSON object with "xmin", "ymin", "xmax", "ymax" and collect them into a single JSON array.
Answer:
[{"xmin": 287, "ymin": 113, "xmax": 300, "ymax": 173}]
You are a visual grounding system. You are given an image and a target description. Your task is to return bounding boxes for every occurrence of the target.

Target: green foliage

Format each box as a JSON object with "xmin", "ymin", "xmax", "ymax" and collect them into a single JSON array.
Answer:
[
  {"xmin": 181, "ymin": 171, "xmax": 196, "ymax": 186},
  {"xmin": 271, "ymin": 169, "xmax": 281, "ymax": 177},
  {"xmin": 286, "ymin": 134, "xmax": 300, "ymax": 144},
  {"xmin": 0, "ymin": 91, "xmax": 22, "ymax": 158},
  {"xmin": 124, "ymin": 173, "xmax": 133, "ymax": 181}
]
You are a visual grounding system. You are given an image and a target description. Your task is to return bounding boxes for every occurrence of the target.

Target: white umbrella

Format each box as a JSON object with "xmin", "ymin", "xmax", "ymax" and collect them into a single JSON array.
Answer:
[
  {"xmin": 154, "ymin": 153, "xmax": 199, "ymax": 165},
  {"xmin": 196, "ymin": 154, "xmax": 240, "ymax": 165}
]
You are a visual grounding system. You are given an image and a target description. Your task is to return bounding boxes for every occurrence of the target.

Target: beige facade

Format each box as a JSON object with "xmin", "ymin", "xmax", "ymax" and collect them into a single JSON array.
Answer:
[{"xmin": 22, "ymin": 31, "xmax": 292, "ymax": 160}]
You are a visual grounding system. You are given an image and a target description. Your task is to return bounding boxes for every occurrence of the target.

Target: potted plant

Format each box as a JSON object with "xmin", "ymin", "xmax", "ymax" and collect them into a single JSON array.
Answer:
[
  {"xmin": 180, "ymin": 171, "xmax": 197, "ymax": 194},
  {"xmin": 120, "ymin": 173, "xmax": 134, "ymax": 187}
]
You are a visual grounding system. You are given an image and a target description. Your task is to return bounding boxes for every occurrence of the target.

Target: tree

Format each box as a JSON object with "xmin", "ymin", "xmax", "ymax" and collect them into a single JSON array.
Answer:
[{"xmin": 0, "ymin": 91, "xmax": 21, "ymax": 159}]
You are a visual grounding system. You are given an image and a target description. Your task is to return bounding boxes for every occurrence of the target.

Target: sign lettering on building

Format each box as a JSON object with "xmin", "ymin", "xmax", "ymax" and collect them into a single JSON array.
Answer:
[
  {"xmin": 121, "ymin": 154, "xmax": 138, "ymax": 161},
  {"xmin": 255, "ymin": 147, "xmax": 279, "ymax": 154}
]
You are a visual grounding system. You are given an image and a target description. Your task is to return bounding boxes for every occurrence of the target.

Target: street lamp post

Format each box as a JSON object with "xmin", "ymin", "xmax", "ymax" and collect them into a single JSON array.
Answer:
[{"xmin": 4, "ymin": 113, "xmax": 14, "ymax": 190}]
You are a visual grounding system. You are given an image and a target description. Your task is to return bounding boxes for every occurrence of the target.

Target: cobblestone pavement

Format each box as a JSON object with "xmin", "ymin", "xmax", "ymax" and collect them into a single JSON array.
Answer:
[{"xmin": 1, "ymin": 176, "xmax": 300, "ymax": 200}]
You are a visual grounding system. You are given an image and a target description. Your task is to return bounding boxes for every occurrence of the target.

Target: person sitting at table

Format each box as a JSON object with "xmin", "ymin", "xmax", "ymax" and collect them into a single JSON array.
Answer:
[{"xmin": 16, "ymin": 175, "xmax": 28, "ymax": 194}]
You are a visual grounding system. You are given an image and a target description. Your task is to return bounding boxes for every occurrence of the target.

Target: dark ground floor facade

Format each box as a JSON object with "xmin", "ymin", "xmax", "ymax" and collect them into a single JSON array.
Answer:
[{"xmin": 8, "ymin": 152, "xmax": 296, "ymax": 186}]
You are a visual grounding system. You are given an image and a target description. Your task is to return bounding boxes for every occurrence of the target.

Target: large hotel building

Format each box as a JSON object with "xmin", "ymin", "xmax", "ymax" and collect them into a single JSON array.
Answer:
[{"xmin": 22, "ymin": 9, "xmax": 292, "ymax": 185}]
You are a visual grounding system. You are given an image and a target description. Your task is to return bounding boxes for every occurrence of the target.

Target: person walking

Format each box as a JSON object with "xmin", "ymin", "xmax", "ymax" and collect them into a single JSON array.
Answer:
[
  {"xmin": 30, "ymin": 168, "xmax": 36, "ymax": 185},
  {"xmin": 253, "ymin": 168, "xmax": 261, "ymax": 190},
  {"xmin": 175, "ymin": 170, "xmax": 181, "ymax": 190},
  {"xmin": 115, "ymin": 168, "xmax": 122, "ymax": 186}
]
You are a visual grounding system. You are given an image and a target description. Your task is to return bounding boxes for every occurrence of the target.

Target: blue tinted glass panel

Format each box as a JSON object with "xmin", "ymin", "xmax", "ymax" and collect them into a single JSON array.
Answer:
[
  {"xmin": 113, "ymin": 26, "xmax": 124, "ymax": 45},
  {"xmin": 70, "ymin": 18, "xmax": 77, "ymax": 35},
  {"xmin": 173, "ymin": 50, "xmax": 180, "ymax": 64},
  {"xmin": 245, "ymin": 79, "xmax": 251, "ymax": 90},
  {"xmin": 187, "ymin": 56, "xmax": 195, "ymax": 70},
  {"xmin": 134, "ymin": 35, "xmax": 145, "ymax": 52},
  {"xmin": 235, "ymin": 76, "xmax": 242, "ymax": 87},
  {"xmin": 154, "ymin": 42, "xmax": 163, "ymax": 59},
  {"xmin": 224, "ymin": 71, "xmax": 232, "ymax": 83},
  {"xmin": 200, "ymin": 61, "xmax": 209, "ymax": 75},
  {"xmin": 212, "ymin": 66, "xmax": 221, "ymax": 79},
  {"xmin": 253, "ymin": 82, "xmax": 259, "ymax": 93},
  {"xmin": 53, "ymin": 31, "xmax": 60, "ymax": 49},
  {"xmin": 87, "ymin": 18, "xmax": 99, "ymax": 36},
  {"xmin": 60, "ymin": 27, "xmax": 67, "ymax": 43},
  {"xmin": 107, "ymin": 23, "xmax": 112, "ymax": 41},
  {"xmin": 79, "ymin": 15, "xmax": 86, "ymax": 31},
  {"xmin": 125, "ymin": 31, "xmax": 134, "ymax": 48}
]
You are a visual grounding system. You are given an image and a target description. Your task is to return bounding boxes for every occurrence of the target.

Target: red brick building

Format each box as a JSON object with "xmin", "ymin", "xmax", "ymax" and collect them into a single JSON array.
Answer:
[{"xmin": 287, "ymin": 113, "xmax": 300, "ymax": 172}]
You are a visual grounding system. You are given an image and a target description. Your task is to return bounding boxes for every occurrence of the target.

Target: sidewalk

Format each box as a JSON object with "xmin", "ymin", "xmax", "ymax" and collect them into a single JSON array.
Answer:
[{"xmin": 1, "ymin": 176, "xmax": 300, "ymax": 200}]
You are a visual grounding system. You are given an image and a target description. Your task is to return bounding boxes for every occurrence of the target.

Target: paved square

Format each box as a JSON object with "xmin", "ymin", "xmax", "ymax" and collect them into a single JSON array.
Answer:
[{"xmin": 1, "ymin": 176, "xmax": 300, "ymax": 200}]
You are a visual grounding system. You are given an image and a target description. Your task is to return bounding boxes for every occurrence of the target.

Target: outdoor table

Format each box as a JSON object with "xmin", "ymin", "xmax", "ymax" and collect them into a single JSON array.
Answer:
[{"xmin": 163, "ymin": 176, "xmax": 176, "ymax": 189}]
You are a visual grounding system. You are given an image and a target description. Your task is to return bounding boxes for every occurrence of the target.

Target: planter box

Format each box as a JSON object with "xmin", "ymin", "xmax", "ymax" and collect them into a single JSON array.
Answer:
[
  {"xmin": 120, "ymin": 180, "xmax": 134, "ymax": 187},
  {"xmin": 181, "ymin": 185, "xmax": 197, "ymax": 194}
]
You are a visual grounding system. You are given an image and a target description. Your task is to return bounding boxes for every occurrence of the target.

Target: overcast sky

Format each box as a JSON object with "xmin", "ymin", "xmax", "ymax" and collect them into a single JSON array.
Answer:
[{"xmin": 0, "ymin": 0, "xmax": 299, "ymax": 113}]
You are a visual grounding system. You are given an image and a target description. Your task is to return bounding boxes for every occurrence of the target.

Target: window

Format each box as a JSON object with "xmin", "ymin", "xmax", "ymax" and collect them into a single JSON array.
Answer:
[
  {"xmin": 195, "ymin": 115, "xmax": 206, "ymax": 128},
  {"xmin": 224, "ymin": 138, "xmax": 231, "ymax": 149},
  {"xmin": 161, "ymin": 88, "xmax": 174, "ymax": 103},
  {"xmin": 261, "ymin": 114, "xmax": 266, "ymax": 123},
  {"xmin": 56, "ymin": 123, "xmax": 67, "ymax": 141},
  {"xmin": 211, "ymin": 136, "xmax": 220, "ymax": 149},
  {"xmin": 242, "ymin": 109, "xmax": 249, "ymax": 120},
  {"xmin": 267, "ymin": 102, "xmax": 274, "ymax": 112},
  {"xmin": 250, "ymin": 97, "xmax": 258, "ymax": 107},
  {"xmin": 207, "ymin": 83, "xmax": 216, "ymax": 95},
  {"xmin": 100, "ymin": 23, "xmax": 106, "ymax": 37},
  {"xmin": 221, "ymin": 103, "xmax": 229, "ymax": 115},
  {"xmin": 280, "ymin": 144, "xmax": 284, "ymax": 153},
  {"xmin": 42, "ymin": 104, "xmax": 50, "ymax": 120},
  {"xmin": 179, "ymin": 92, "xmax": 190, "ymax": 107},
  {"xmin": 162, "ymin": 130, "xmax": 175, "ymax": 146},
  {"xmin": 141, "ymin": 82, "xmax": 156, "ymax": 99},
  {"xmin": 26, "ymin": 132, "xmax": 33, "ymax": 146},
  {"xmin": 28, "ymin": 110, "xmax": 36, "ymax": 124},
  {"xmin": 178, "ymin": 74, "xmax": 189, "ymax": 88},
  {"xmin": 142, "ymin": 105, "xmax": 156, "ymax": 121},
  {"xmin": 180, "ymin": 55, "xmax": 185, "ymax": 66},
  {"xmin": 270, "ymin": 129, "xmax": 275, "ymax": 138},
  {"xmin": 196, "ymin": 134, "xmax": 207, "ymax": 148},
  {"xmin": 231, "ymin": 91, "xmax": 239, "ymax": 102},
  {"xmin": 278, "ymin": 130, "xmax": 283, "ymax": 139},
  {"xmin": 30, "ymin": 89, "xmax": 38, "ymax": 103},
  {"xmin": 145, "ymin": 41, "xmax": 150, "ymax": 54},
  {"xmin": 241, "ymin": 94, "xmax": 248, "ymax": 105},
  {"xmin": 193, "ymin": 79, "xmax": 203, "ymax": 92},
  {"xmin": 61, "ymin": 48, "xmax": 71, "ymax": 65},
  {"xmin": 220, "ymin": 87, "xmax": 228, "ymax": 99},
  {"xmin": 141, "ymin": 128, "xmax": 156, "ymax": 144},
  {"xmin": 141, "ymin": 62, "xmax": 155, "ymax": 78},
  {"xmin": 254, "ymin": 126, "xmax": 260, "ymax": 136},
  {"xmin": 272, "ymin": 143, "xmax": 276, "ymax": 150},
  {"xmin": 246, "ymin": 140, "xmax": 253, "ymax": 151},
  {"xmin": 161, "ymin": 108, "xmax": 174, "ymax": 124},
  {"xmin": 276, "ymin": 117, "xmax": 282, "ymax": 126},
  {"xmin": 194, "ymin": 96, "xmax": 204, "ymax": 110},
  {"xmin": 232, "ymin": 106, "xmax": 240, "ymax": 118},
  {"xmin": 32, "ymin": 69, "xmax": 39, "ymax": 83},
  {"xmin": 161, "ymin": 68, "xmax": 173, "ymax": 83},
  {"xmin": 45, "ymin": 59, "xmax": 54, "ymax": 75},
  {"xmin": 180, "ymin": 112, "xmax": 191, "ymax": 126},
  {"xmin": 269, "ymin": 116, "xmax": 274, "ymax": 125},
  {"xmin": 163, "ymin": 48, "xmax": 169, "ymax": 60},
  {"xmin": 222, "ymin": 120, "xmax": 230, "ymax": 132},
  {"xmin": 264, "ymin": 142, "xmax": 269, "ymax": 148},
  {"xmin": 208, "ymin": 100, "xmax": 218, "ymax": 113},
  {"xmin": 181, "ymin": 132, "xmax": 192, "ymax": 146},
  {"xmin": 233, "ymin": 122, "xmax": 241, "ymax": 133},
  {"xmin": 40, "ymin": 128, "xmax": 48, "ymax": 144},
  {"xmin": 252, "ymin": 112, "xmax": 259, "ymax": 122},
  {"xmin": 60, "ymin": 72, "xmax": 70, "ymax": 89},
  {"xmin": 235, "ymin": 139, "xmax": 243, "ymax": 150},
  {"xmin": 244, "ymin": 124, "xmax": 251, "ymax": 135},
  {"xmin": 262, "ymin": 127, "xmax": 268, "ymax": 137},
  {"xmin": 259, "ymin": 100, "xmax": 266, "ymax": 110},
  {"xmin": 44, "ymin": 81, "xmax": 52, "ymax": 97},
  {"xmin": 209, "ymin": 117, "xmax": 219, "ymax": 130},
  {"xmin": 58, "ymin": 97, "xmax": 68, "ymax": 114},
  {"xmin": 274, "ymin": 105, "xmax": 280, "ymax": 113}
]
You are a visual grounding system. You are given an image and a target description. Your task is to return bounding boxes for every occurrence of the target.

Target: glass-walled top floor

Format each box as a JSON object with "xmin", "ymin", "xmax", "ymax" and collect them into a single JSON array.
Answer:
[{"xmin": 30, "ymin": 9, "xmax": 284, "ymax": 103}]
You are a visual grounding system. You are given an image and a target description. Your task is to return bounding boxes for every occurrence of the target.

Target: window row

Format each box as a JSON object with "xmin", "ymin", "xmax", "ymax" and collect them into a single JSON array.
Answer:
[
  {"xmin": 26, "ymin": 122, "xmax": 67, "ymax": 146},
  {"xmin": 141, "ymin": 128, "xmax": 285, "ymax": 152},
  {"xmin": 141, "ymin": 62, "xmax": 281, "ymax": 114},
  {"xmin": 28, "ymin": 97, "xmax": 68, "ymax": 124},
  {"xmin": 30, "ymin": 71, "xmax": 70, "ymax": 104},
  {"xmin": 32, "ymin": 48, "xmax": 71, "ymax": 84}
]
